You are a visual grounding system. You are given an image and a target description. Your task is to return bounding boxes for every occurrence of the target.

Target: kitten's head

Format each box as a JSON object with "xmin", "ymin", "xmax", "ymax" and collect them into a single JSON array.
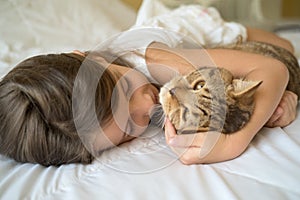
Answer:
[{"xmin": 159, "ymin": 67, "xmax": 262, "ymax": 134}]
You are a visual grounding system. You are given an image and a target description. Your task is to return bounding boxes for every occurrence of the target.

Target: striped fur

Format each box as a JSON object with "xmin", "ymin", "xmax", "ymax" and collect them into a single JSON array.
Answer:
[
  {"xmin": 223, "ymin": 40, "xmax": 300, "ymax": 97},
  {"xmin": 159, "ymin": 41, "xmax": 300, "ymax": 134},
  {"xmin": 159, "ymin": 67, "xmax": 262, "ymax": 134}
]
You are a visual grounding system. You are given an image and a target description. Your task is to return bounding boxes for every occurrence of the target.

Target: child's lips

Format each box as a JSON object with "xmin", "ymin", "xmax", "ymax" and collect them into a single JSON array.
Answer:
[
  {"xmin": 155, "ymin": 92, "xmax": 161, "ymax": 105},
  {"xmin": 150, "ymin": 87, "xmax": 160, "ymax": 104}
]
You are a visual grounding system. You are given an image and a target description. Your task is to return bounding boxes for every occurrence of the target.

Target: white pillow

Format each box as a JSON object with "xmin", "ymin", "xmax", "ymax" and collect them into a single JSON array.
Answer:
[{"xmin": 0, "ymin": 0, "xmax": 136, "ymax": 77}]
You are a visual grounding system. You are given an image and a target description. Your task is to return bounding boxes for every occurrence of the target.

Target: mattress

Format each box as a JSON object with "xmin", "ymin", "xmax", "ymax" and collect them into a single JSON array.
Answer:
[{"xmin": 1, "ymin": 0, "xmax": 300, "ymax": 199}]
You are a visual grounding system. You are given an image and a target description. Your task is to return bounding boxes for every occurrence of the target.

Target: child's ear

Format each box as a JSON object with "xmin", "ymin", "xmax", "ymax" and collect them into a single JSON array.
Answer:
[{"xmin": 231, "ymin": 79, "xmax": 263, "ymax": 99}]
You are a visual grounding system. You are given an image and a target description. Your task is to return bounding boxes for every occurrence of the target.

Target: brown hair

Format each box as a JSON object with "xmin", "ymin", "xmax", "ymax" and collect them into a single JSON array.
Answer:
[{"xmin": 0, "ymin": 53, "xmax": 116, "ymax": 166}]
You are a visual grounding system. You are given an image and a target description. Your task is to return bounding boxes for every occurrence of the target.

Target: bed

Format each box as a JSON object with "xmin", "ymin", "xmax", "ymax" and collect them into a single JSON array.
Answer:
[{"xmin": 1, "ymin": 0, "xmax": 300, "ymax": 199}]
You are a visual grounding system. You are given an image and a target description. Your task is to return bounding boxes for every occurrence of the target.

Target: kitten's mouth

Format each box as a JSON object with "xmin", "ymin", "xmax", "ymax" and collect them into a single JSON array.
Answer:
[
  {"xmin": 178, "ymin": 130, "xmax": 197, "ymax": 134},
  {"xmin": 177, "ymin": 128, "xmax": 209, "ymax": 135}
]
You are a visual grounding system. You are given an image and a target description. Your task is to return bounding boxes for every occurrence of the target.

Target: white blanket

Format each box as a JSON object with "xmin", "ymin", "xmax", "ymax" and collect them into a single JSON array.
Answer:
[
  {"xmin": 0, "ymin": 0, "xmax": 136, "ymax": 78},
  {"xmin": 133, "ymin": 0, "xmax": 247, "ymax": 47},
  {"xmin": 1, "ymin": 1, "xmax": 300, "ymax": 199}
]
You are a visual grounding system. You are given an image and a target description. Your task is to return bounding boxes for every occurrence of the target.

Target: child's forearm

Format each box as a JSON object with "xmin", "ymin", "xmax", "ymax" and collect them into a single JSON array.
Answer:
[
  {"xmin": 152, "ymin": 44, "xmax": 289, "ymax": 164},
  {"xmin": 246, "ymin": 27, "xmax": 294, "ymax": 53}
]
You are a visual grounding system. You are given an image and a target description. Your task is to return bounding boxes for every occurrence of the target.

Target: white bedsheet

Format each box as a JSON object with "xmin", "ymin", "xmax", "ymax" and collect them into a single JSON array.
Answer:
[
  {"xmin": 1, "ymin": 1, "xmax": 300, "ymax": 200},
  {"xmin": 0, "ymin": 0, "xmax": 136, "ymax": 78},
  {"xmin": 1, "ymin": 111, "xmax": 300, "ymax": 199}
]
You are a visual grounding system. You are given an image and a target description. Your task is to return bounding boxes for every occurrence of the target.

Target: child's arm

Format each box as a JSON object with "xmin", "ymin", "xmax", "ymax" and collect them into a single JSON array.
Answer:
[
  {"xmin": 146, "ymin": 40, "xmax": 290, "ymax": 164},
  {"xmin": 246, "ymin": 27, "xmax": 294, "ymax": 53}
]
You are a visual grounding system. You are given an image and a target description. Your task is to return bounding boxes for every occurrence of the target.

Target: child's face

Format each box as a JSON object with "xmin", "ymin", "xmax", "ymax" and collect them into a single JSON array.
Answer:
[
  {"xmin": 92, "ymin": 63, "xmax": 159, "ymax": 151},
  {"xmin": 72, "ymin": 51, "xmax": 159, "ymax": 152}
]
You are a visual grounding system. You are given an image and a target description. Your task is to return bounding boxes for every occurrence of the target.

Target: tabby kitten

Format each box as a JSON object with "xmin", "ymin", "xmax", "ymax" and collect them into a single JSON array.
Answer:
[
  {"xmin": 159, "ymin": 41, "xmax": 300, "ymax": 134},
  {"xmin": 224, "ymin": 40, "xmax": 300, "ymax": 97},
  {"xmin": 159, "ymin": 67, "xmax": 262, "ymax": 134}
]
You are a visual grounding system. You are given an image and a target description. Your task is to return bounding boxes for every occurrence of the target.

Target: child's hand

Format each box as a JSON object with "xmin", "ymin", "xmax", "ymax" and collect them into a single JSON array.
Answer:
[
  {"xmin": 164, "ymin": 118, "xmax": 243, "ymax": 165},
  {"xmin": 265, "ymin": 90, "xmax": 298, "ymax": 128}
]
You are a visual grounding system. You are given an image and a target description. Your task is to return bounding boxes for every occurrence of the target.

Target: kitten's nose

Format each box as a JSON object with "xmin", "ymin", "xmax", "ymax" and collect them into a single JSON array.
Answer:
[{"xmin": 169, "ymin": 88, "xmax": 176, "ymax": 96}]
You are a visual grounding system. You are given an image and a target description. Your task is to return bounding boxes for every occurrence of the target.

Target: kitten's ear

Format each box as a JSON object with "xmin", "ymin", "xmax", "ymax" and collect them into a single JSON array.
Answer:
[{"xmin": 231, "ymin": 79, "xmax": 263, "ymax": 98}]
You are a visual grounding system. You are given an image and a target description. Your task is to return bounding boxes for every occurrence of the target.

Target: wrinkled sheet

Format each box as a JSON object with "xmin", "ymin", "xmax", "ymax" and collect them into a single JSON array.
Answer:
[{"xmin": 1, "ymin": 0, "xmax": 300, "ymax": 199}]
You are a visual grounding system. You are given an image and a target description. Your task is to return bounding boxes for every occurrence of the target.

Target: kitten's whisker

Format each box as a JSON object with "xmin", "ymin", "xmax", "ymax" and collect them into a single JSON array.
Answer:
[{"xmin": 149, "ymin": 104, "xmax": 165, "ymax": 128}]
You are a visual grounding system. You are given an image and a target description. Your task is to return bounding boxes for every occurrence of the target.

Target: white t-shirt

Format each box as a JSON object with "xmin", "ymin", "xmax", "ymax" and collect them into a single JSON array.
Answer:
[
  {"xmin": 96, "ymin": 27, "xmax": 200, "ymax": 83},
  {"xmin": 133, "ymin": 3, "xmax": 247, "ymax": 48},
  {"xmin": 95, "ymin": 4, "xmax": 247, "ymax": 83}
]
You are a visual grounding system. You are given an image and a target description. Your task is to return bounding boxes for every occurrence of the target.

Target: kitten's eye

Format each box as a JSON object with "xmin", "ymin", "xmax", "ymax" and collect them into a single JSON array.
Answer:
[{"xmin": 193, "ymin": 81, "xmax": 205, "ymax": 90}]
